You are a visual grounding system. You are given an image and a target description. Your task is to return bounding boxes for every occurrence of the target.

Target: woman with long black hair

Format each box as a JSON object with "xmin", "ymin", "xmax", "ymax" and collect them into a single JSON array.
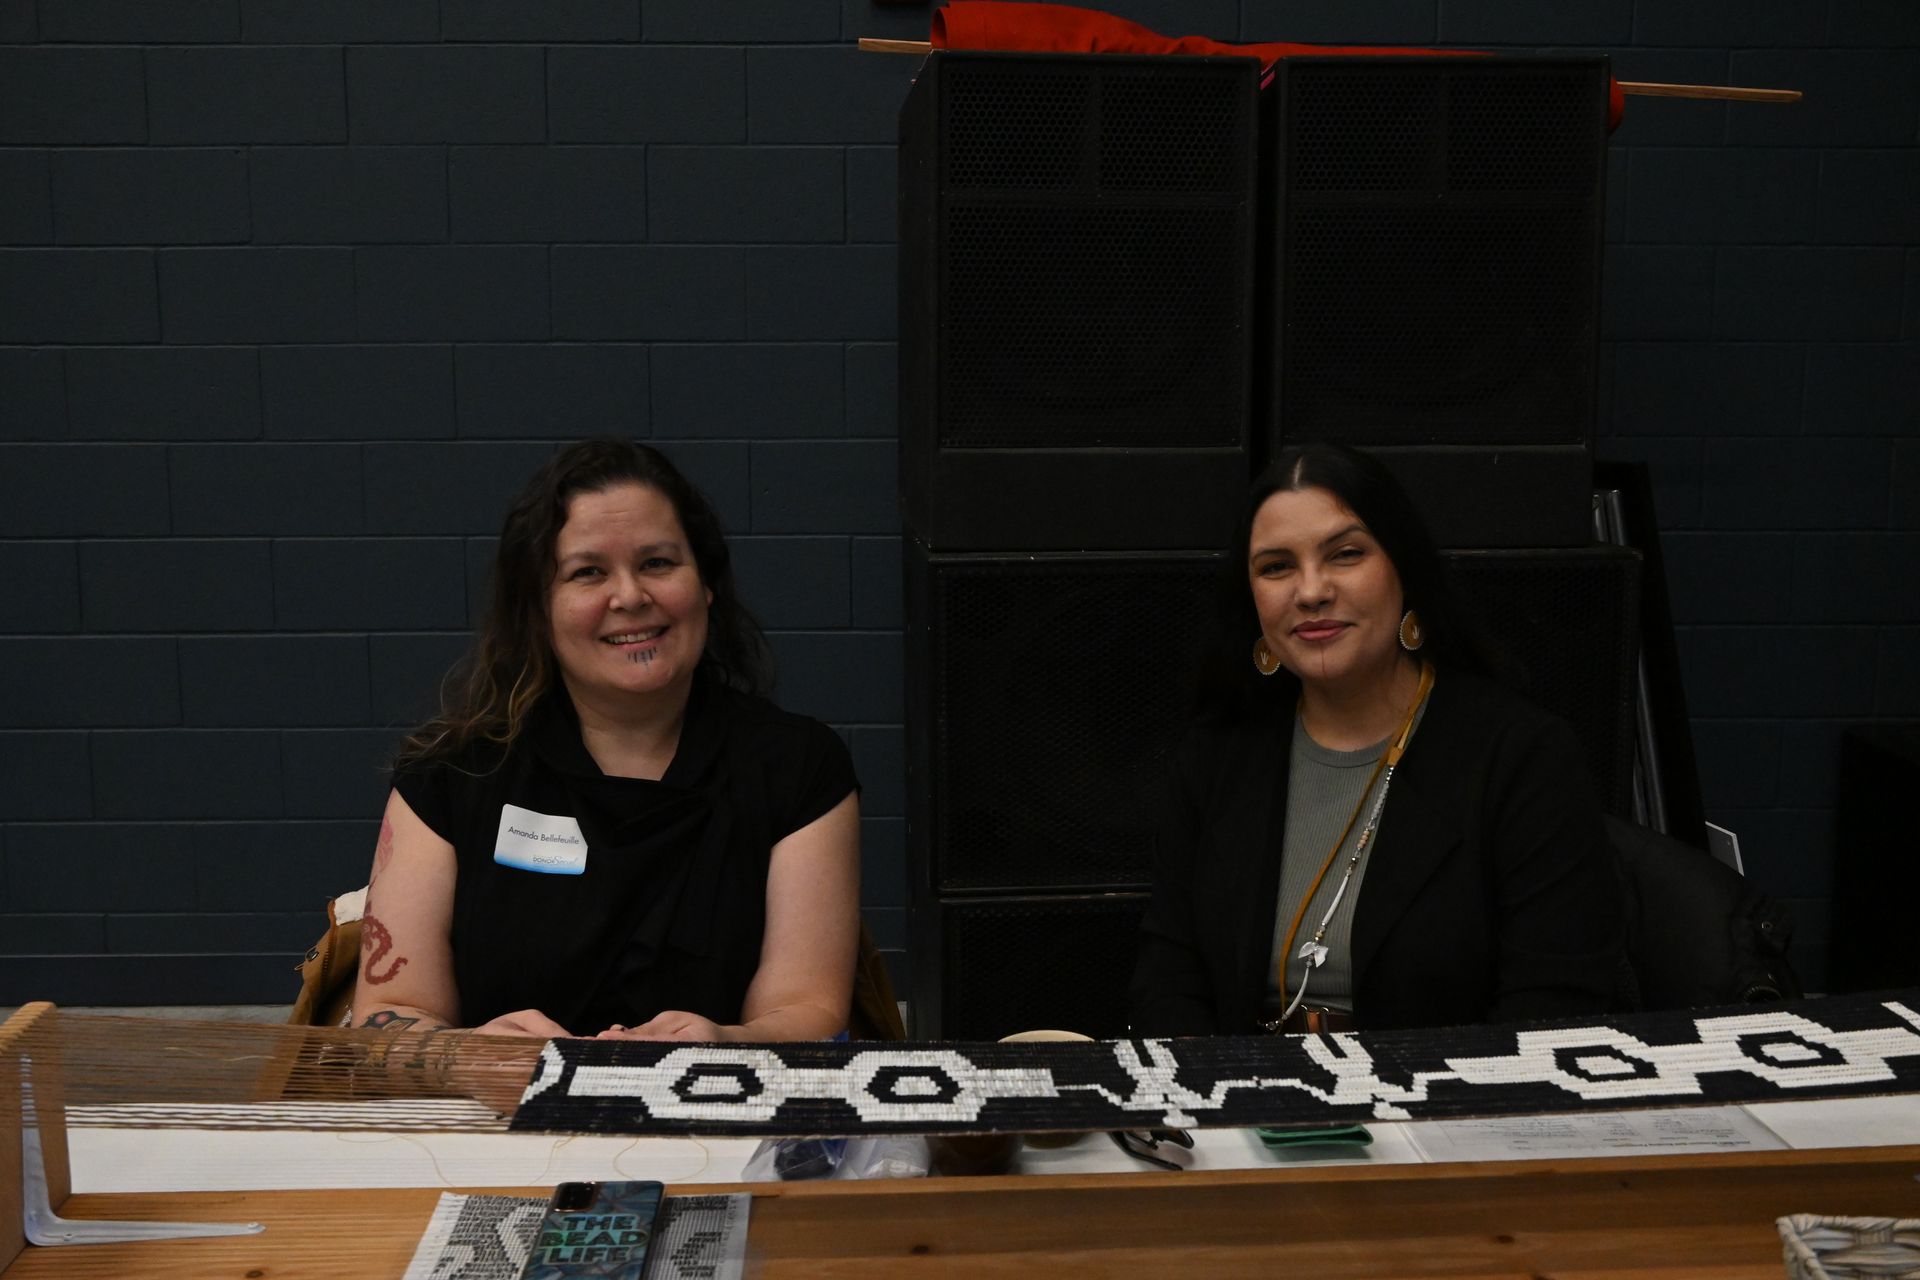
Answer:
[{"xmin": 1132, "ymin": 442, "xmax": 1624, "ymax": 1036}]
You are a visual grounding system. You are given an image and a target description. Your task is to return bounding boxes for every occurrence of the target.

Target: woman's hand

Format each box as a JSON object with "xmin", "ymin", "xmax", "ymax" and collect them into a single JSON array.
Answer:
[
  {"xmin": 596, "ymin": 1010, "xmax": 729, "ymax": 1042},
  {"xmin": 444, "ymin": 1013, "xmax": 572, "ymax": 1116},
  {"xmin": 440, "ymin": 1030, "xmax": 547, "ymax": 1117},
  {"xmin": 474, "ymin": 1008, "xmax": 575, "ymax": 1038}
]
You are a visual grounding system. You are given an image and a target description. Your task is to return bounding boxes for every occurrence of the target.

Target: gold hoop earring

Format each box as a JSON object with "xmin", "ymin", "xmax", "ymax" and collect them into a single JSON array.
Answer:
[
  {"xmin": 1252, "ymin": 636, "xmax": 1282, "ymax": 676},
  {"xmin": 1398, "ymin": 609, "xmax": 1425, "ymax": 652}
]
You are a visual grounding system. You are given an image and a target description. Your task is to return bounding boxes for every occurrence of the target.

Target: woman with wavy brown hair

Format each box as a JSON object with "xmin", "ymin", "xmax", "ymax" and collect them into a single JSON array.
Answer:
[{"xmin": 351, "ymin": 439, "xmax": 860, "ymax": 1045}]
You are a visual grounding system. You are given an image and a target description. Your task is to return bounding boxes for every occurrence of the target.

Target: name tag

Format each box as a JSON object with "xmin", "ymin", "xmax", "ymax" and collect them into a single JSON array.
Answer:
[{"xmin": 494, "ymin": 803, "xmax": 589, "ymax": 875}]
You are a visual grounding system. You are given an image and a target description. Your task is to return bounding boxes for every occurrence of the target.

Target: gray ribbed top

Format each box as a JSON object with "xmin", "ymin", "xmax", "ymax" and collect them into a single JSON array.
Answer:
[{"xmin": 1264, "ymin": 702, "xmax": 1427, "ymax": 1018}]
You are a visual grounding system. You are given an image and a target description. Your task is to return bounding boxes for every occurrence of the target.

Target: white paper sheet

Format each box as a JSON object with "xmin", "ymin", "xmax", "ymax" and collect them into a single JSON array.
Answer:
[
  {"xmin": 401, "ymin": 1193, "xmax": 542, "ymax": 1280},
  {"xmin": 1403, "ymin": 1105, "xmax": 1786, "ymax": 1163},
  {"xmin": 1743, "ymin": 1093, "xmax": 1920, "ymax": 1151}
]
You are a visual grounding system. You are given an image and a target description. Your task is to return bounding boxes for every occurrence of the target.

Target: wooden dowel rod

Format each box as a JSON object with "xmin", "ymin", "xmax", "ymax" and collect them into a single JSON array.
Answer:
[
  {"xmin": 1618, "ymin": 80, "xmax": 1800, "ymax": 102},
  {"xmin": 855, "ymin": 40, "xmax": 1803, "ymax": 106}
]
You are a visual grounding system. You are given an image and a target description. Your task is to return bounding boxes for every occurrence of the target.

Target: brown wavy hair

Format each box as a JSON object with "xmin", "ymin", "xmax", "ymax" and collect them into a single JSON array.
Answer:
[{"xmin": 395, "ymin": 439, "xmax": 773, "ymax": 768}]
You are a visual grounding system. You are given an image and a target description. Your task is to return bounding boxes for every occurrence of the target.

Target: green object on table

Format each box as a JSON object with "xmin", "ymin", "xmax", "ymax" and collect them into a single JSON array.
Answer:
[{"xmin": 1254, "ymin": 1123, "xmax": 1373, "ymax": 1149}]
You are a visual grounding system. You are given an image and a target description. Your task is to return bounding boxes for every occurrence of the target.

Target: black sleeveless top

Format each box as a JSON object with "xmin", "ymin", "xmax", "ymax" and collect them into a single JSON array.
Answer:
[{"xmin": 393, "ymin": 677, "xmax": 857, "ymax": 1035}]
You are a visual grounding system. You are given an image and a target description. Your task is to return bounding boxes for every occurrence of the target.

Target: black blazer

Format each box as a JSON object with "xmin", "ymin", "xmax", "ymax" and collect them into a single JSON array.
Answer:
[{"xmin": 1130, "ymin": 670, "xmax": 1625, "ymax": 1035}]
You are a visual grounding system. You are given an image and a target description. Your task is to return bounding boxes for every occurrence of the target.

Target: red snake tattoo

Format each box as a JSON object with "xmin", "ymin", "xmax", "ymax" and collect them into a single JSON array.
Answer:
[{"xmin": 361, "ymin": 911, "xmax": 409, "ymax": 985}]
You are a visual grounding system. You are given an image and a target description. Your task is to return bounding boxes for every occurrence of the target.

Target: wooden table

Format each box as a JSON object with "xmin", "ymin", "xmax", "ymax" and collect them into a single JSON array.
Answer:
[{"xmin": 6, "ymin": 1144, "xmax": 1918, "ymax": 1278}]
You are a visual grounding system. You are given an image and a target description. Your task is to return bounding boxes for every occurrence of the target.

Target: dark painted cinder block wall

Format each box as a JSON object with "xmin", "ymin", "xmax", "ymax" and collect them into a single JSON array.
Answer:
[{"xmin": 1, "ymin": 0, "xmax": 1914, "ymax": 1003}]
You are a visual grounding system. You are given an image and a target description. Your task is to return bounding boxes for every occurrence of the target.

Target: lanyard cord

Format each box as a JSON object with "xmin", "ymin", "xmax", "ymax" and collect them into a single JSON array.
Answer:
[{"xmin": 1270, "ymin": 661, "xmax": 1435, "ymax": 1026}]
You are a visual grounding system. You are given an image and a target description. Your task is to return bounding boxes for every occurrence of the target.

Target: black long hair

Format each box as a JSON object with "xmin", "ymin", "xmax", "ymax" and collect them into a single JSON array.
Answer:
[
  {"xmin": 396, "ymin": 438, "xmax": 773, "ymax": 766},
  {"xmin": 1193, "ymin": 442, "xmax": 1487, "ymax": 720}
]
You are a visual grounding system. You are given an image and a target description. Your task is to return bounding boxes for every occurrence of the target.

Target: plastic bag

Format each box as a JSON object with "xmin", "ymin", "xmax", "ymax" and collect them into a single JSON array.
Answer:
[{"xmin": 740, "ymin": 1134, "xmax": 931, "ymax": 1181}]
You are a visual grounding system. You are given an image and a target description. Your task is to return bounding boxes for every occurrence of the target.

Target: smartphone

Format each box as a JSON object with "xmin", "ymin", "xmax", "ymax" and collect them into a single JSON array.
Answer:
[{"xmin": 519, "ymin": 1180, "xmax": 665, "ymax": 1280}]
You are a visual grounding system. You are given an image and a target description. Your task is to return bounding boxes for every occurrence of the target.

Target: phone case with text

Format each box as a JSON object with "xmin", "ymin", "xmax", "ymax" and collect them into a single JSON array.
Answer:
[{"xmin": 520, "ymin": 1180, "xmax": 665, "ymax": 1280}]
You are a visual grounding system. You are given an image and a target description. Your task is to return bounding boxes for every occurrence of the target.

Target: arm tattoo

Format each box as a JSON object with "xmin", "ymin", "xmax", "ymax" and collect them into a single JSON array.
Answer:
[
  {"xmin": 359, "ymin": 1010, "xmax": 417, "ymax": 1031},
  {"xmin": 402, "ymin": 1027, "xmax": 472, "ymax": 1073},
  {"xmin": 371, "ymin": 816, "xmax": 395, "ymax": 883},
  {"xmin": 361, "ymin": 911, "xmax": 410, "ymax": 985}
]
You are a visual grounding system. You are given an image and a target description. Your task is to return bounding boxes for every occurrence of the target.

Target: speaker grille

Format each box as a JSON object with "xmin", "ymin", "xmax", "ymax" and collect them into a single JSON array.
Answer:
[
  {"xmin": 941, "ymin": 59, "xmax": 1254, "ymax": 195},
  {"xmin": 1292, "ymin": 67, "xmax": 1437, "ymax": 191},
  {"xmin": 1288, "ymin": 65, "xmax": 1599, "ymax": 196},
  {"xmin": 942, "ymin": 203, "xmax": 1246, "ymax": 449},
  {"xmin": 1444, "ymin": 548, "xmax": 1642, "ymax": 817},
  {"xmin": 1273, "ymin": 58, "xmax": 1606, "ymax": 445},
  {"xmin": 1288, "ymin": 205, "xmax": 1594, "ymax": 433},
  {"xmin": 940, "ymin": 895, "xmax": 1147, "ymax": 1039},
  {"xmin": 1449, "ymin": 70, "xmax": 1600, "ymax": 192},
  {"xmin": 928, "ymin": 555, "xmax": 1219, "ymax": 891},
  {"xmin": 945, "ymin": 64, "xmax": 1088, "ymax": 189},
  {"xmin": 1099, "ymin": 69, "xmax": 1248, "ymax": 192}
]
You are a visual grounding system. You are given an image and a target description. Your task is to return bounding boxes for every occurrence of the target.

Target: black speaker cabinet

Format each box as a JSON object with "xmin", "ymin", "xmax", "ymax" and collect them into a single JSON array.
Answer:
[
  {"xmin": 1443, "ymin": 546, "xmax": 1643, "ymax": 818},
  {"xmin": 903, "ymin": 543, "xmax": 1218, "ymax": 1036},
  {"xmin": 1265, "ymin": 55, "xmax": 1609, "ymax": 448},
  {"xmin": 899, "ymin": 51, "xmax": 1261, "ymax": 552}
]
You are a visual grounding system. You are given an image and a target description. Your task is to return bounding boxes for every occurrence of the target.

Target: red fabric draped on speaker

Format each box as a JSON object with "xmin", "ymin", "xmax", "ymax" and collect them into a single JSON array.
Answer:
[{"xmin": 929, "ymin": 1, "xmax": 1626, "ymax": 131}]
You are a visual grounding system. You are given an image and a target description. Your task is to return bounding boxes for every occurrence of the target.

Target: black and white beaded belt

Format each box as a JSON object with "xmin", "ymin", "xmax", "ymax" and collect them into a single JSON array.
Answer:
[{"xmin": 508, "ymin": 989, "xmax": 1920, "ymax": 1138}]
